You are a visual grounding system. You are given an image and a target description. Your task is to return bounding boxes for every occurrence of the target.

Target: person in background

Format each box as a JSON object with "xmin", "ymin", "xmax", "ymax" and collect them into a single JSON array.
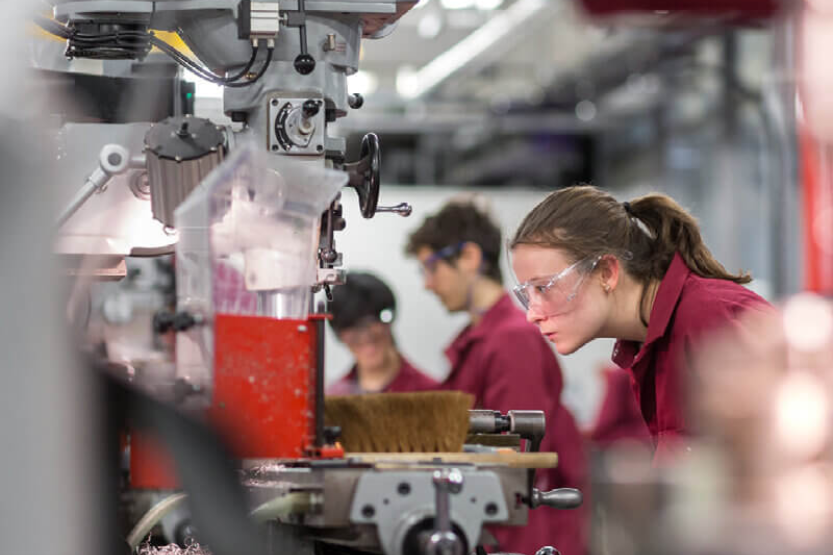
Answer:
[
  {"xmin": 406, "ymin": 199, "xmax": 588, "ymax": 555},
  {"xmin": 327, "ymin": 272, "xmax": 438, "ymax": 395},
  {"xmin": 509, "ymin": 185, "xmax": 771, "ymax": 462}
]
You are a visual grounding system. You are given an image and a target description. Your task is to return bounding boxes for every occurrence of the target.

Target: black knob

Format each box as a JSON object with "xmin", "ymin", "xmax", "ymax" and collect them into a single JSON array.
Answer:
[
  {"xmin": 323, "ymin": 426, "xmax": 341, "ymax": 445},
  {"xmin": 153, "ymin": 311, "xmax": 175, "ymax": 334},
  {"xmin": 349, "ymin": 93, "xmax": 364, "ymax": 109},
  {"xmin": 153, "ymin": 311, "xmax": 202, "ymax": 333},
  {"xmin": 294, "ymin": 54, "xmax": 316, "ymax": 75},
  {"xmin": 303, "ymin": 99, "xmax": 321, "ymax": 119}
]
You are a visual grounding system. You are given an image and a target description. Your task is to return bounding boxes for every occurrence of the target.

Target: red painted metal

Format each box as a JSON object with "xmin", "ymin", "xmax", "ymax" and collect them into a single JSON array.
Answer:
[
  {"xmin": 797, "ymin": 8, "xmax": 833, "ymax": 294},
  {"xmin": 130, "ymin": 432, "xmax": 178, "ymax": 489},
  {"xmin": 210, "ymin": 315, "xmax": 318, "ymax": 459},
  {"xmin": 579, "ymin": 0, "xmax": 779, "ymax": 17}
]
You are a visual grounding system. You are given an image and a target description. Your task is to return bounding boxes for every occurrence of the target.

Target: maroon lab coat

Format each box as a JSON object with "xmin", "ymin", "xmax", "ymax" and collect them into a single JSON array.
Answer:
[
  {"xmin": 589, "ymin": 367, "xmax": 652, "ymax": 448},
  {"xmin": 327, "ymin": 356, "xmax": 438, "ymax": 395},
  {"xmin": 612, "ymin": 253, "xmax": 771, "ymax": 463},
  {"xmin": 442, "ymin": 294, "xmax": 588, "ymax": 555}
]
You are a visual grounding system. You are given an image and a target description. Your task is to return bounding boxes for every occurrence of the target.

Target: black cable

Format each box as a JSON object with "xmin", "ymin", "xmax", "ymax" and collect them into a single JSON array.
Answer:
[
  {"xmin": 225, "ymin": 46, "xmax": 273, "ymax": 88},
  {"xmin": 149, "ymin": 36, "xmax": 263, "ymax": 85},
  {"xmin": 224, "ymin": 44, "xmax": 259, "ymax": 82},
  {"xmin": 34, "ymin": 16, "xmax": 269, "ymax": 87}
]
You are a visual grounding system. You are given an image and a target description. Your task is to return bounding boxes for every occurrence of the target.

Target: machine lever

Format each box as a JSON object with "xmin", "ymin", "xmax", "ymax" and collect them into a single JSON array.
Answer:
[
  {"xmin": 427, "ymin": 469, "xmax": 464, "ymax": 555},
  {"xmin": 56, "ymin": 144, "xmax": 131, "ymax": 228},
  {"xmin": 344, "ymin": 133, "xmax": 380, "ymax": 218},
  {"xmin": 529, "ymin": 488, "xmax": 583, "ymax": 510},
  {"xmin": 375, "ymin": 202, "xmax": 413, "ymax": 217},
  {"xmin": 535, "ymin": 546, "xmax": 562, "ymax": 555}
]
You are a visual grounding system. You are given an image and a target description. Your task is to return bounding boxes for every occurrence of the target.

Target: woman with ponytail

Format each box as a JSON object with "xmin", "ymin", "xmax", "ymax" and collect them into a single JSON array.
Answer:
[{"xmin": 510, "ymin": 185, "xmax": 771, "ymax": 462}]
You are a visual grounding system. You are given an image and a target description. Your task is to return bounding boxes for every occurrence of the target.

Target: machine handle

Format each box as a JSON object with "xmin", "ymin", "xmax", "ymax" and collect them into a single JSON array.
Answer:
[
  {"xmin": 426, "ymin": 469, "xmax": 464, "ymax": 555},
  {"xmin": 535, "ymin": 546, "xmax": 562, "ymax": 555},
  {"xmin": 530, "ymin": 488, "xmax": 583, "ymax": 510},
  {"xmin": 375, "ymin": 202, "xmax": 412, "ymax": 217}
]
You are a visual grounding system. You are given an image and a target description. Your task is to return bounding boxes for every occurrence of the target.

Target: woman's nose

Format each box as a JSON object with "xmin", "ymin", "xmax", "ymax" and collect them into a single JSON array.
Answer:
[{"xmin": 526, "ymin": 305, "xmax": 545, "ymax": 324}]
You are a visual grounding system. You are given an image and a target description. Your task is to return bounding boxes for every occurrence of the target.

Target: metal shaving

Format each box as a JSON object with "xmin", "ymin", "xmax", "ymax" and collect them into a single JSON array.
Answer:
[{"xmin": 136, "ymin": 539, "xmax": 212, "ymax": 555}]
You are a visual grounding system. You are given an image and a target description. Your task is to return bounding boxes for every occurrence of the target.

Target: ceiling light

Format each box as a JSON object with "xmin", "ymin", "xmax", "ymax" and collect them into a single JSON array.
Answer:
[
  {"xmin": 476, "ymin": 0, "xmax": 504, "ymax": 10},
  {"xmin": 441, "ymin": 0, "xmax": 476, "ymax": 10},
  {"xmin": 417, "ymin": 12, "xmax": 443, "ymax": 38}
]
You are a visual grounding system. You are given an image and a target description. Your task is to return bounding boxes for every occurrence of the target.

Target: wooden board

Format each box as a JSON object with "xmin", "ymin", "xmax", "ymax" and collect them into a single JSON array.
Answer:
[{"xmin": 346, "ymin": 452, "xmax": 558, "ymax": 469}]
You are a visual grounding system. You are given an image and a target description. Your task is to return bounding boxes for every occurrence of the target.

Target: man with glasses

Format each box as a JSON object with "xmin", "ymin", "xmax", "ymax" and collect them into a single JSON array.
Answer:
[
  {"xmin": 327, "ymin": 272, "xmax": 438, "ymax": 395},
  {"xmin": 406, "ymin": 200, "xmax": 588, "ymax": 555}
]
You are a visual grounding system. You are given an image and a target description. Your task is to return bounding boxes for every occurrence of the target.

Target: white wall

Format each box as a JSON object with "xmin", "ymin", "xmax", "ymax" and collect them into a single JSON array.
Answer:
[{"xmin": 321, "ymin": 186, "xmax": 612, "ymax": 427}]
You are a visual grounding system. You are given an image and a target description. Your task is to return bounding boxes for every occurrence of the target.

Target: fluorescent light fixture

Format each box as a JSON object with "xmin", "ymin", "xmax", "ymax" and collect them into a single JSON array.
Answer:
[
  {"xmin": 400, "ymin": 0, "xmax": 551, "ymax": 99},
  {"xmin": 347, "ymin": 70, "xmax": 379, "ymax": 96},
  {"xmin": 441, "ymin": 0, "xmax": 476, "ymax": 9},
  {"xmin": 476, "ymin": 0, "xmax": 504, "ymax": 10}
]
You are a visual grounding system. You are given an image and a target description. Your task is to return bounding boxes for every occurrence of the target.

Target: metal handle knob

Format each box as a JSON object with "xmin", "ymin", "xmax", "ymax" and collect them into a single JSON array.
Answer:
[
  {"xmin": 530, "ymin": 488, "xmax": 582, "ymax": 510},
  {"xmin": 375, "ymin": 202, "xmax": 413, "ymax": 217},
  {"xmin": 535, "ymin": 546, "xmax": 562, "ymax": 555}
]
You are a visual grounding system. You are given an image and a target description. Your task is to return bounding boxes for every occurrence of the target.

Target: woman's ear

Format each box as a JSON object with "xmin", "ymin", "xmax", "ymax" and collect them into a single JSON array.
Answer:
[
  {"xmin": 599, "ymin": 255, "xmax": 621, "ymax": 292},
  {"xmin": 457, "ymin": 242, "xmax": 484, "ymax": 274}
]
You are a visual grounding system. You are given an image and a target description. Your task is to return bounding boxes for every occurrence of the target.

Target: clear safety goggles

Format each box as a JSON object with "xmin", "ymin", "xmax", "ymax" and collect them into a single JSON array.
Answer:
[{"xmin": 511, "ymin": 256, "xmax": 602, "ymax": 315}]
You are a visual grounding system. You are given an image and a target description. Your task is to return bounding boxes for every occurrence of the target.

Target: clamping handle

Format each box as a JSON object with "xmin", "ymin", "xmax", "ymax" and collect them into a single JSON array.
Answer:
[{"xmin": 529, "ymin": 488, "xmax": 583, "ymax": 510}]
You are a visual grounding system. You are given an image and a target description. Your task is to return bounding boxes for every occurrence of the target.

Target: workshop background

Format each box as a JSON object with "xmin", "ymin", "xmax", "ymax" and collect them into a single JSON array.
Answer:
[
  {"xmin": 191, "ymin": 0, "xmax": 791, "ymax": 425},
  {"xmin": 7, "ymin": 1, "xmax": 831, "ymax": 555}
]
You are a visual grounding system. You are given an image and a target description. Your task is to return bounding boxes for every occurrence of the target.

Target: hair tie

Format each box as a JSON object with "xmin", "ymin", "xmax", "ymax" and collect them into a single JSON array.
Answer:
[{"xmin": 623, "ymin": 201, "xmax": 633, "ymax": 216}]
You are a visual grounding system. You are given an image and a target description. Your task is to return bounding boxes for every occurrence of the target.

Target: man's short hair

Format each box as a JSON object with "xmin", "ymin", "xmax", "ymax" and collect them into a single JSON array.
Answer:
[
  {"xmin": 405, "ymin": 200, "xmax": 503, "ymax": 284},
  {"xmin": 329, "ymin": 272, "xmax": 396, "ymax": 333}
]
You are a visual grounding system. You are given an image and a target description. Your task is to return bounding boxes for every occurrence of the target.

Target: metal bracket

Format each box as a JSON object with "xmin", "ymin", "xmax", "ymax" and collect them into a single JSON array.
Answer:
[{"xmin": 349, "ymin": 470, "xmax": 509, "ymax": 555}]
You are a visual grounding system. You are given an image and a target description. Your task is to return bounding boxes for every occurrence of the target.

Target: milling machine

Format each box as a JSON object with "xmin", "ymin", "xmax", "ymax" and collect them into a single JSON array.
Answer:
[{"xmin": 38, "ymin": 2, "xmax": 582, "ymax": 554}]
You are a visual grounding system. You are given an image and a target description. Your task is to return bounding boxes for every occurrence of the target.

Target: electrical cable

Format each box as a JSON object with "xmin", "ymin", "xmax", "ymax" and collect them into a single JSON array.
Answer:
[
  {"xmin": 225, "ymin": 45, "xmax": 273, "ymax": 88},
  {"xmin": 33, "ymin": 15, "xmax": 271, "ymax": 87}
]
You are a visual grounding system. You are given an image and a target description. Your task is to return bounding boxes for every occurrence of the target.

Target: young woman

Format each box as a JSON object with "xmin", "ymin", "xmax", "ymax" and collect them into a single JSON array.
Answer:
[{"xmin": 510, "ymin": 185, "xmax": 771, "ymax": 461}]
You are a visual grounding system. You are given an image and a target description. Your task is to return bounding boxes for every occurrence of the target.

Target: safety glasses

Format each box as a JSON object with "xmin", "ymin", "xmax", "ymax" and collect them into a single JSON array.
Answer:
[
  {"xmin": 512, "ymin": 256, "xmax": 602, "ymax": 315},
  {"xmin": 420, "ymin": 242, "xmax": 466, "ymax": 275}
]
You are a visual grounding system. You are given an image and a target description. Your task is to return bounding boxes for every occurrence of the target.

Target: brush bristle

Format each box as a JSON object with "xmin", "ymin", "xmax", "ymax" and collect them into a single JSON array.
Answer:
[{"xmin": 324, "ymin": 391, "xmax": 474, "ymax": 453}]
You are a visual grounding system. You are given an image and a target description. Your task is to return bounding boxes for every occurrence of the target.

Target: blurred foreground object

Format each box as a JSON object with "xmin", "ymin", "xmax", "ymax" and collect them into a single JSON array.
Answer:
[{"xmin": 685, "ymin": 293, "xmax": 833, "ymax": 554}]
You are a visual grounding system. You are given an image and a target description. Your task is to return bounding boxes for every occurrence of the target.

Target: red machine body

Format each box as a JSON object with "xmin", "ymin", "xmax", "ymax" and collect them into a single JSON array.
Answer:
[
  {"xmin": 210, "ymin": 314, "xmax": 320, "ymax": 459},
  {"xmin": 130, "ymin": 432, "xmax": 178, "ymax": 490},
  {"xmin": 129, "ymin": 313, "xmax": 338, "ymax": 489}
]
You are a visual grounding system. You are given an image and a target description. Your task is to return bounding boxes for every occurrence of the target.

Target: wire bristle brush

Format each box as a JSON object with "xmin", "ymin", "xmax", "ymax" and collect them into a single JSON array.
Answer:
[{"xmin": 324, "ymin": 391, "xmax": 474, "ymax": 453}]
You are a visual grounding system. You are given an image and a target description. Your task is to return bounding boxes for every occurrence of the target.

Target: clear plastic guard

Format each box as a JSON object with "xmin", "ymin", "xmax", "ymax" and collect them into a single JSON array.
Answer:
[{"xmin": 173, "ymin": 142, "xmax": 347, "ymax": 397}]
